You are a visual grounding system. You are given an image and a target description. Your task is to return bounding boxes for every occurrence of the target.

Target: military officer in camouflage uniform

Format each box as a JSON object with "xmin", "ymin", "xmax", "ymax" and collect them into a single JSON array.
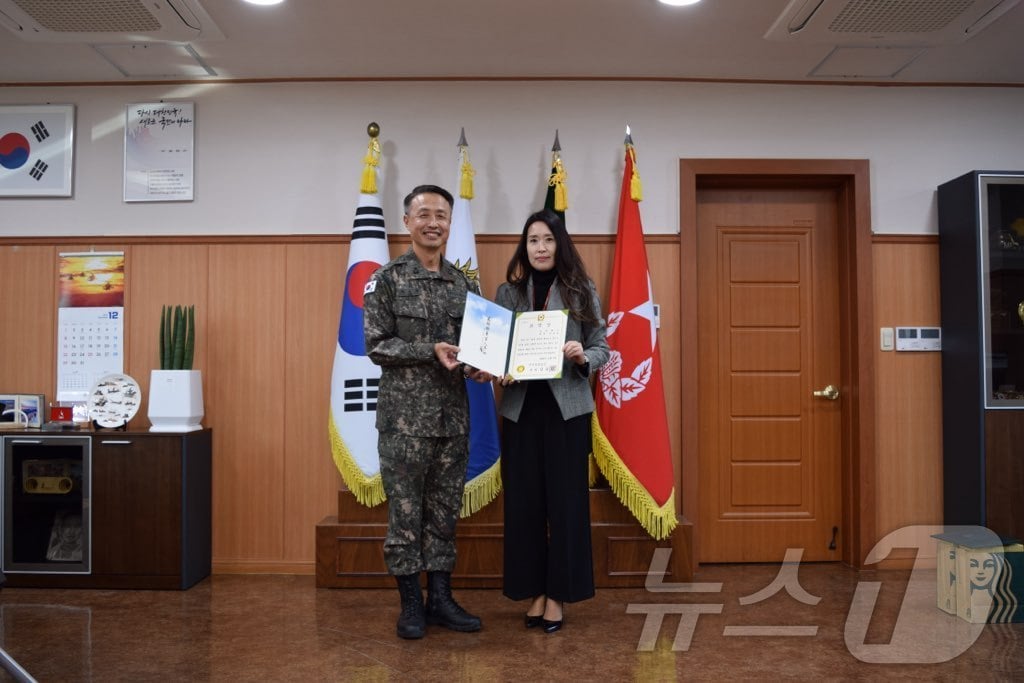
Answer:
[{"xmin": 363, "ymin": 184, "xmax": 491, "ymax": 640}]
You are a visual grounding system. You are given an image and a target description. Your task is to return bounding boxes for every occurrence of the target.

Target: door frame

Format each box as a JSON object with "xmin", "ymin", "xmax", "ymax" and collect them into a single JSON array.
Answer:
[{"xmin": 679, "ymin": 159, "xmax": 875, "ymax": 571}]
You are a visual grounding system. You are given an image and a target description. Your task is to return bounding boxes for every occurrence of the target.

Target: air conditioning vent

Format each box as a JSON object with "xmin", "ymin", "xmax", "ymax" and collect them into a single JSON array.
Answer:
[
  {"xmin": 765, "ymin": 0, "xmax": 1020, "ymax": 45},
  {"xmin": 0, "ymin": 0, "xmax": 223, "ymax": 43}
]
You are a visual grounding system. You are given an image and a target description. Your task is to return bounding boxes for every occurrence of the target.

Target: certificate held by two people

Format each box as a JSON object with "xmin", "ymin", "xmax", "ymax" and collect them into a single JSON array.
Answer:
[{"xmin": 457, "ymin": 292, "xmax": 568, "ymax": 380}]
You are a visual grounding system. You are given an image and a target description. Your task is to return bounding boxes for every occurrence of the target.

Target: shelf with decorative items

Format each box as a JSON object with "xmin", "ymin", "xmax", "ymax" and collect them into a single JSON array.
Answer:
[{"xmin": 148, "ymin": 304, "xmax": 204, "ymax": 433}]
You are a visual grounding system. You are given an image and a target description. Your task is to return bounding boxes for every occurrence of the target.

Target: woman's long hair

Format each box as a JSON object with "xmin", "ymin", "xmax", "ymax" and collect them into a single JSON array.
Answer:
[{"xmin": 505, "ymin": 209, "xmax": 598, "ymax": 323}]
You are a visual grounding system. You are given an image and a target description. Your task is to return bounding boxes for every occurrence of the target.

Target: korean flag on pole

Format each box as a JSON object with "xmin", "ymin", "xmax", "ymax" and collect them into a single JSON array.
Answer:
[{"xmin": 328, "ymin": 129, "xmax": 390, "ymax": 506}]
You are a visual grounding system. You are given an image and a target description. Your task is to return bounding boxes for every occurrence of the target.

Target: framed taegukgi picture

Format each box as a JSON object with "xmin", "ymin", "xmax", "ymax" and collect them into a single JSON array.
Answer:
[{"xmin": 0, "ymin": 104, "xmax": 75, "ymax": 197}]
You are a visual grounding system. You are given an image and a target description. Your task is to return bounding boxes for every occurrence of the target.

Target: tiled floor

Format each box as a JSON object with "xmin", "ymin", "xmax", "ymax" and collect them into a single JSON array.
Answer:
[{"xmin": 0, "ymin": 563, "xmax": 1021, "ymax": 681}]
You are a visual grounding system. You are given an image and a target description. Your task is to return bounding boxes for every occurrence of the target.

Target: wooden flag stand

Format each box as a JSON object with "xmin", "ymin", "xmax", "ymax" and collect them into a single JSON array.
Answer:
[{"xmin": 316, "ymin": 489, "xmax": 693, "ymax": 588}]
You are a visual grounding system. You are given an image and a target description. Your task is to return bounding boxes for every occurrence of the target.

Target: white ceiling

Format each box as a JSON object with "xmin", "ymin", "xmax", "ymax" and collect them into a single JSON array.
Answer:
[{"xmin": 2, "ymin": 0, "xmax": 1024, "ymax": 85}]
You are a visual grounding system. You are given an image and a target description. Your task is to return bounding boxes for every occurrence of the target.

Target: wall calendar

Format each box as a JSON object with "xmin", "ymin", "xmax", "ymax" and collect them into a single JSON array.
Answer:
[{"xmin": 56, "ymin": 252, "xmax": 125, "ymax": 403}]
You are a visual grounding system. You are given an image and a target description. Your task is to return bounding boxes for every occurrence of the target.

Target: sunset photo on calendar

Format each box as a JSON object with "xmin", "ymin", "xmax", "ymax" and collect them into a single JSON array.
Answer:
[{"xmin": 58, "ymin": 253, "xmax": 126, "ymax": 307}]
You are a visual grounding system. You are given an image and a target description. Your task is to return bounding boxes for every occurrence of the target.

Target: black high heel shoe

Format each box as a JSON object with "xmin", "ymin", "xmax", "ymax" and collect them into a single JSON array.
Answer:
[
  {"xmin": 525, "ymin": 595, "xmax": 546, "ymax": 628},
  {"xmin": 542, "ymin": 601, "xmax": 563, "ymax": 633}
]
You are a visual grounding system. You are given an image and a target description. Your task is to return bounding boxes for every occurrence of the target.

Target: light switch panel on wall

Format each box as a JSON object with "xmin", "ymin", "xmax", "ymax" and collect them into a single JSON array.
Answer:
[
  {"xmin": 880, "ymin": 327, "xmax": 894, "ymax": 351},
  {"xmin": 895, "ymin": 326, "xmax": 941, "ymax": 351}
]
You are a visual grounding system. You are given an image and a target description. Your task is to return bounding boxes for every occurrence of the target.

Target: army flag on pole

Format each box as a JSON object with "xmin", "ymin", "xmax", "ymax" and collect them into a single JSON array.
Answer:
[
  {"xmin": 328, "ymin": 127, "xmax": 389, "ymax": 506},
  {"xmin": 592, "ymin": 132, "xmax": 678, "ymax": 540},
  {"xmin": 448, "ymin": 129, "xmax": 502, "ymax": 517}
]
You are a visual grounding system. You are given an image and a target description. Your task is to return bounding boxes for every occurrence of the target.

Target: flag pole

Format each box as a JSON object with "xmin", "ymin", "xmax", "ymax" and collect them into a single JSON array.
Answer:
[
  {"xmin": 548, "ymin": 129, "xmax": 567, "ymax": 214},
  {"xmin": 329, "ymin": 121, "xmax": 391, "ymax": 507},
  {"xmin": 450, "ymin": 127, "xmax": 501, "ymax": 517},
  {"xmin": 591, "ymin": 129, "xmax": 676, "ymax": 539}
]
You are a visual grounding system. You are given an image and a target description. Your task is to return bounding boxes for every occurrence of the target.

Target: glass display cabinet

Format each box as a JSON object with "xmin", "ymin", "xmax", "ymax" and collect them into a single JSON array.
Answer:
[
  {"xmin": 938, "ymin": 171, "xmax": 1024, "ymax": 542},
  {"xmin": 980, "ymin": 176, "xmax": 1024, "ymax": 407},
  {"xmin": 2, "ymin": 435, "xmax": 91, "ymax": 574}
]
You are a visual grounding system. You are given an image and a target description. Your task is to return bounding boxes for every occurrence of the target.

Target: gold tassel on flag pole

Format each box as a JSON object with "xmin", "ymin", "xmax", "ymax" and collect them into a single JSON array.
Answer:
[
  {"xmin": 550, "ymin": 158, "xmax": 568, "ymax": 212},
  {"xmin": 548, "ymin": 129, "xmax": 568, "ymax": 212},
  {"xmin": 626, "ymin": 125, "xmax": 643, "ymax": 202},
  {"xmin": 360, "ymin": 121, "xmax": 381, "ymax": 195},
  {"xmin": 458, "ymin": 127, "xmax": 475, "ymax": 200}
]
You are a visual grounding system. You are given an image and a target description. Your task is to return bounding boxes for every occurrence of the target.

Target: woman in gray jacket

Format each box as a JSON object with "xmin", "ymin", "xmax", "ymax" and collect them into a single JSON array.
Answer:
[{"xmin": 496, "ymin": 209, "xmax": 609, "ymax": 633}]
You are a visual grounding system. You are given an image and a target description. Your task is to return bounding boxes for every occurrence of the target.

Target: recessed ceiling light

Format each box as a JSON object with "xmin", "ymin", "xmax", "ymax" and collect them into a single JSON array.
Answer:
[
  {"xmin": 659, "ymin": 0, "xmax": 702, "ymax": 6},
  {"xmin": 243, "ymin": 0, "xmax": 285, "ymax": 6}
]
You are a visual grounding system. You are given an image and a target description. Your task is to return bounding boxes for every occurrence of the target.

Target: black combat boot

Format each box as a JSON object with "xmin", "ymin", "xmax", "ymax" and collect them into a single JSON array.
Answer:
[
  {"xmin": 425, "ymin": 571, "xmax": 482, "ymax": 632},
  {"xmin": 394, "ymin": 573, "xmax": 425, "ymax": 639}
]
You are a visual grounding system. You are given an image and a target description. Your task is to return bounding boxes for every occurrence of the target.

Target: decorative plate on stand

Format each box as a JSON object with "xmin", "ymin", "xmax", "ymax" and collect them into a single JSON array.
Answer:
[{"xmin": 88, "ymin": 373, "xmax": 141, "ymax": 429}]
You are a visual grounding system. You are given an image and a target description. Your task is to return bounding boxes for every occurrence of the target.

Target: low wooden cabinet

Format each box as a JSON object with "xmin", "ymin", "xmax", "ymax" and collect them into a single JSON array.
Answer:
[{"xmin": 3, "ymin": 429, "xmax": 211, "ymax": 590}]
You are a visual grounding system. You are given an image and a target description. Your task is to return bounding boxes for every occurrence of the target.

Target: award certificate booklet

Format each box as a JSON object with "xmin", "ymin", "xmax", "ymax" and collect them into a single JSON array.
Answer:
[{"xmin": 458, "ymin": 292, "xmax": 568, "ymax": 380}]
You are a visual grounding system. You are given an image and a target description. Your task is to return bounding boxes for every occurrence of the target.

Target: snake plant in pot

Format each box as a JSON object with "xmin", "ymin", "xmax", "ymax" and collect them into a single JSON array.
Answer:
[{"xmin": 148, "ymin": 304, "xmax": 204, "ymax": 432}]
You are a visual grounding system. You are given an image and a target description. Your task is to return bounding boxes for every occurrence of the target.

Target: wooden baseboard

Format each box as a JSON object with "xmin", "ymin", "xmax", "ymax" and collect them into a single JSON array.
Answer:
[
  {"xmin": 212, "ymin": 560, "xmax": 315, "ymax": 575},
  {"xmin": 315, "ymin": 489, "xmax": 693, "ymax": 588}
]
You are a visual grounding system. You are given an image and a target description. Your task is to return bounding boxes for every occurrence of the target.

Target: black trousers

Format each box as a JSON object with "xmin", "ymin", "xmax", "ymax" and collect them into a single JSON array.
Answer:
[{"xmin": 501, "ymin": 382, "xmax": 595, "ymax": 603}]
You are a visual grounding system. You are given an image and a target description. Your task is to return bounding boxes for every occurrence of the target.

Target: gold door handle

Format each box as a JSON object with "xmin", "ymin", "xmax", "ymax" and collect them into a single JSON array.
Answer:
[{"xmin": 813, "ymin": 384, "xmax": 839, "ymax": 400}]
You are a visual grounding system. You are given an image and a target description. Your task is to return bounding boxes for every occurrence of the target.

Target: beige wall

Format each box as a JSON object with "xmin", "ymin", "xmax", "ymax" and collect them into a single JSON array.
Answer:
[{"xmin": 2, "ymin": 81, "xmax": 1024, "ymax": 239}]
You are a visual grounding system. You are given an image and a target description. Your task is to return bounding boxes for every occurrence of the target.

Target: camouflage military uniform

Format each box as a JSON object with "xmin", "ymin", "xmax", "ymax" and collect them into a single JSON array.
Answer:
[{"xmin": 363, "ymin": 248, "xmax": 479, "ymax": 576}]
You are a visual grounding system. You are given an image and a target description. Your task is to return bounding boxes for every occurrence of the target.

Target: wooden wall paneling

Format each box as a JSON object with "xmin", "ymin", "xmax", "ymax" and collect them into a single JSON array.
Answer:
[
  {"xmin": 871, "ymin": 239, "xmax": 943, "ymax": 567},
  {"xmin": 575, "ymin": 242, "xmax": 614, "ymax": 304},
  {"xmin": 0, "ymin": 245, "xmax": 56, "ymax": 398},
  {"xmin": 386, "ymin": 241, "xmax": 408, "ymax": 264},
  {"xmin": 125, "ymin": 245, "xmax": 210, "ymax": 430},
  {"xmin": 3, "ymin": 234, "xmax": 685, "ymax": 575},
  {"xmin": 208, "ymin": 244, "xmax": 287, "ymax": 566},
  {"xmin": 473, "ymin": 239, "xmax": 515, "ymax": 301},
  {"xmin": 283, "ymin": 242, "xmax": 346, "ymax": 568}
]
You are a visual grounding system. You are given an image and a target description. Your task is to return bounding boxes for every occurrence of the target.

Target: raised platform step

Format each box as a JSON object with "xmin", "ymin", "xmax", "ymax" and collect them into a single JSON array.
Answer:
[{"xmin": 316, "ymin": 488, "xmax": 692, "ymax": 588}]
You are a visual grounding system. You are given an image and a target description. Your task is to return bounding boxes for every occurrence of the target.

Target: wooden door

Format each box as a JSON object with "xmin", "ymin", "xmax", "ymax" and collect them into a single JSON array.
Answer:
[{"xmin": 697, "ymin": 188, "xmax": 841, "ymax": 562}]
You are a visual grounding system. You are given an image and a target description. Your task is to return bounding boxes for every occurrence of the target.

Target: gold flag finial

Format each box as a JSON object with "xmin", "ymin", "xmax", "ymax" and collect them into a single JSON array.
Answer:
[
  {"xmin": 361, "ymin": 122, "xmax": 381, "ymax": 194},
  {"xmin": 626, "ymin": 127, "xmax": 642, "ymax": 202},
  {"xmin": 548, "ymin": 130, "xmax": 567, "ymax": 212},
  {"xmin": 458, "ymin": 128, "xmax": 475, "ymax": 200}
]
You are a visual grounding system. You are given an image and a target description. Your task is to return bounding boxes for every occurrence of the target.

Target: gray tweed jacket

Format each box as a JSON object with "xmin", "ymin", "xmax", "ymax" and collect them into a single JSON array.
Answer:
[{"xmin": 495, "ymin": 277, "xmax": 609, "ymax": 423}]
